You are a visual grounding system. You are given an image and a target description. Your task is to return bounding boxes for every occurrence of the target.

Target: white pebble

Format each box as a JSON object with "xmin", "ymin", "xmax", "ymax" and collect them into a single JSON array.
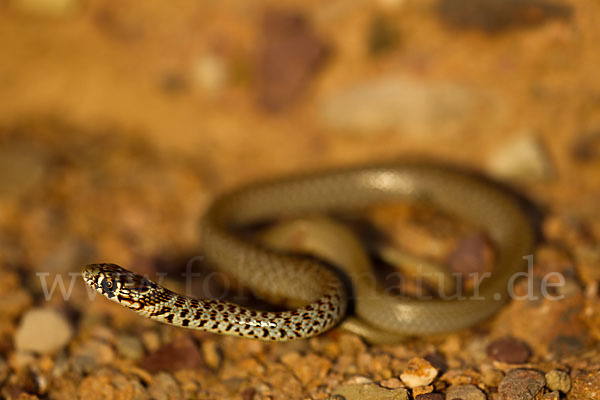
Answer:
[{"xmin": 15, "ymin": 308, "xmax": 72, "ymax": 354}]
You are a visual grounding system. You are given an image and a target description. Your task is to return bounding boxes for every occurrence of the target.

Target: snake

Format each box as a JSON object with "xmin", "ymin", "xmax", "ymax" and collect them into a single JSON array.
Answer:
[{"xmin": 82, "ymin": 163, "xmax": 535, "ymax": 342}]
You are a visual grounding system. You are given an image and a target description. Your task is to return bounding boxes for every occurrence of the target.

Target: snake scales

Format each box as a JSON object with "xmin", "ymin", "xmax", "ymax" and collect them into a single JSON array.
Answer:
[{"xmin": 82, "ymin": 163, "xmax": 535, "ymax": 342}]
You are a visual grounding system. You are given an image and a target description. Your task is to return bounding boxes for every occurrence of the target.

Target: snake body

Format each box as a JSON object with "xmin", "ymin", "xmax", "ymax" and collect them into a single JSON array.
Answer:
[{"xmin": 82, "ymin": 163, "xmax": 535, "ymax": 341}]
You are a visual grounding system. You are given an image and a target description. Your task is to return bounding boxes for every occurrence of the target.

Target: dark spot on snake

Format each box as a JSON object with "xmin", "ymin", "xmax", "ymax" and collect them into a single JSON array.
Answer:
[
  {"xmin": 279, "ymin": 329, "xmax": 286, "ymax": 338},
  {"xmin": 262, "ymin": 328, "xmax": 269, "ymax": 338},
  {"xmin": 182, "ymin": 319, "xmax": 190, "ymax": 327},
  {"xmin": 211, "ymin": 322, "xmax": 219, "ymax": 330},
  {"xmin": 165, "ymin": 314, "xmax": 174, "ymax": 323},
  {"xmin": 225, "ymin": 324, "xmax": 232, "ymax": 331},
  {"xmin": 180, "ymin": 310, "xmax": 187, "ymax": 318},
  {"xmin": 198, "ymin": 320, "xmax": 207, "ymax": 328}
]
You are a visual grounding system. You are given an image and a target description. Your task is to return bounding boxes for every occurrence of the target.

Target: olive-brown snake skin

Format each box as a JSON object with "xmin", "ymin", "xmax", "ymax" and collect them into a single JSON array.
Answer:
[{"xmin": 83, "ymin": 163, "xmax": 535, "ymax": 342}]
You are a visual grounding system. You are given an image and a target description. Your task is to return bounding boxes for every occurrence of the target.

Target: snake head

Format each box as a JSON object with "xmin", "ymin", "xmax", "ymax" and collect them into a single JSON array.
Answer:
[{"xmin": 82, "ymin": 263, "xmax": 156, "ymax": 306}]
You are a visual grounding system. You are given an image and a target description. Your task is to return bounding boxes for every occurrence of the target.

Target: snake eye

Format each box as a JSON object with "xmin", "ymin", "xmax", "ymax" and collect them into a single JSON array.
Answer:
[{"xmin": 102, "ymin": 278, "xmax": 116, "ymax": 298}]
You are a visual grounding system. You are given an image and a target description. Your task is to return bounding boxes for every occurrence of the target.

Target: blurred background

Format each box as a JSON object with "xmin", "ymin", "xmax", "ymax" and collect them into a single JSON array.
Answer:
[{"xmin": 1, "ymin": 0, "xmax": 600, "ymax": 398}]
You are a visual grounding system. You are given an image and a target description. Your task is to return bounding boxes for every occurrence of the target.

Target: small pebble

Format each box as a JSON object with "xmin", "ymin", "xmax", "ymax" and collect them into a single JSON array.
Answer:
[
  {"xmin": 400, "ymin": 357, "xmax": 439, "ymax": 388},
  {"xmin": 147, "ymin": 372, "xmax": 182, "ymax": 400},
  {"xmin": 115, "ymin": 334, "xmax": 144, "ymax": 360},
  {"xmin": 498, "ymin": 369, "xmax": 545, "ymax": 400},
  {"xmin": 14, "ymin": 309, "xmax": 72, "ymax": 354},
  {"xmin": 257, "ymin": 9, "xmax": 329, "ymax": 111},
  {"xmin": 140, "ymin": 336, "xmax": 204, "ymax": 373},
  {"xmin": 542, "ymin": 391, "xmax": 560, "ymax": 400},
  {"xmin": 344, "ymin": 376, "xmax": 373, "ymax": 385},
  {"xmin": 320, "ymin": 76, "xmax": 479, "ymax": 137},
  {"xmin": 446, "ymin": 384, "xmax": 486, "ymax": 400},
  {"xmin": 332, "ymin": 383, "xmax": 409, "ymax": 400},
  {"xmin": 415, "ymin": 393, "xmax": 445, "ymax": 400},
  {"xmin": 544, "ymin": 369, "xmax": 571, "ymax": 393},
  {"xmin": 412, "ymin": 385, "xmax": 434, "ymax": 396},
  {"xmin": 379, "ymin": 378, "xmax": 404, "ymax": 389},
  {"xmin": 481, "ymin": 368, "xmax": 504, "ymax": 388},
  {"xmin": 11, "ymin": 0, "xmax": 80, "ymax": 17},
  {"xmin": 191, "ymin": 53, "xmax": 228, "ymax": 94},
  {"xmin": 201, "ymin": 340, "xmax": 222, "ymax": 370},
  {"xmin": 568, "ymin": 369, "xmax": 600, "ymax": 399},
  {"xmin": 486, "ymin": 336, "xmax": 531, "ymax": 364},
  {"xmin": 72, "ymin": 340, "xmax": 115, "ymax": 373},
  {"xmin": 141, "ymin": 330, "xmax": 161, "ymax": 352},
  {"xmin": 487, "ymin": 133, "xmax": 553, "ymax": 182}
]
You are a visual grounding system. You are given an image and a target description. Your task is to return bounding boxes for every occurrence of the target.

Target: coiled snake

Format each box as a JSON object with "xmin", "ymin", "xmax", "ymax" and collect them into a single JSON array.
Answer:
[{"xmin": 82, "ymin": 163, "xmax": 534, "ymax": 342}]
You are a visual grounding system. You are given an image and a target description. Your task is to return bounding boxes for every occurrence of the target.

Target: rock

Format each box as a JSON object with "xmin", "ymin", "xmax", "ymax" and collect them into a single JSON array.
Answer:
[
  {"xmin": 568, "ymin": 369, "xmax": 600, "ymax": 399},
  {"xmin": 542, "ymin": 391, "xmax": 560, "ymax": 400},
  {"xmin": 72, "ymin": 340, "xmax": 116, "ymax": 373},
  {"xmin": 447, "ymin": 232, "xmax": 494, "ymax": 277},
  {"xmin": 201, "ymin": 340, "xmax": 222, "ymax": 370},
  {"xmin": 282, "ymin": 353, "xmax": 332, "ymax": 386},
  {"xmin": 0, "ymin": 145, "xmax": 46, "ymax": 199},
  {"xmin": 486, "ymin": 133, "xmax": 553, "ymax": 182},
  {"xmin": 367, "ymin": 14, "xmax": 400, "ymax": 56},
  {"xmin": 115, "ymin": 334, "xmax": 144, "ymax": 360},
  {"xmin": 147, "ymin": 372, "xmax": 182, "ymax": 400},
  {"xmin": 412, "ymin": 385, "xmax": 434, "ymax": 396},
  {"xmin": 139, "ymin": 335, "xmax": 204, "ymax": 373},
  {"xmin": 78, "ymin": 370, "xmax": 147, "ymax": 400},
  {"xmin": 436, "ymin": 0, "xmax": 572, "ymax": 33},
  {"xmin": 571, "ymin": 129, "xmax": 600, "ymax": 162},
  {"xmin": 0, "ymin": 288, "xmax": 33, "ymax": 321},
  {"xmin": 486, "ymin": 336, "xmax": 532, "ymax": 364},
  {"xmin": 332, "ymin": 383, "xmax": 409, "ymax": 400},
  {"xmin": 14, "ymin": 309, "xmax": 72, "ymax": 354},
  {"xmin": 400, "ymin": 357, "xmax": 439, "ymax": 388},
  {"xmin": 141, "ymin": 330, "xmax": 161, "ymax": 352},
  {"xmin": 320, "ymin": 76, "xmax": 480, "ymax": 137},
  {"xmin": 257, "ymin": 9, "xmax": 329, "ymax": 111},
  {"xmin": 446, "ymin": 384, "xmax": 486, "ymax": 400},
  {"xmin": 544, "ymin": 369, "xmax": 570, "ymax": 393},
  {"xmin": 11, "ymin": 0, "xmax": 81, "ymax": 17},
  {"xmin": 191, "ymin": 53, "xmax": 228, "ymax": 95},
  {"xmin": 481, "ymin": 368, "xmax": 504, "ymax": 388},
  {"xmin": 415, "ymin": 393, "xmax": 445, "ymax": 400},
  {"xmin": 498, "ymin": 369, "xmax": 545, "ymax": 400},
  {"xmin": 345, "ymin": 376, "xmax": 373, "ymax": 385},
  {"xmin": 379, "ymin": 378, "xmax": 404, "ymax": 389}
]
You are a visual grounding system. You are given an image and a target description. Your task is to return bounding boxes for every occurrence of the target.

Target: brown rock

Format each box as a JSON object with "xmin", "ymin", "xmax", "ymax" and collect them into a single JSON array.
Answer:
[
  {"xmin": 568, "ymin": 369, "xmax": 600, "ymax": 399},
  {"xmin": 257, "ymin": 9, "xmax": 329, "ymax": 111},
  {"xmin": 139, "ymin": 336, "xmax": 204, "ymax": 373},
  {"xmin": 446, "ymin": 384, "xmax": 486, "ymax": 400},
  {"xmin": 498, "ymin": 369, "xmax": 545, "ymax": 400},
  {"xmin": 400, "ymin": 357, "xmax": 439, "ymax": 388},
  {"xmin": 486, "ymin": 336, "xmax": 532, "ymax": 364},
  {"xmin": 436, "ymin": 0, "xmax": 572, "ymax": 33},
  {"xmin": 416, "ymin": 393, "xmax": 445, "ymax": 400},
  {"xmin": 446, "ymin": 232, "xmax": 494, "ymax": 276}
]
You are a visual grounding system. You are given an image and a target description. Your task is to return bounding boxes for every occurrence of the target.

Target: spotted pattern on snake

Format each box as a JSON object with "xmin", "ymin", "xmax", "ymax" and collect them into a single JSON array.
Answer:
[
  {"xmin": 82, "ymin": 163, "xmax": 534, "ymax": 341},
  {"xmin": 83, "ymin": 263, "xmax": 345, "ymax": 341}
]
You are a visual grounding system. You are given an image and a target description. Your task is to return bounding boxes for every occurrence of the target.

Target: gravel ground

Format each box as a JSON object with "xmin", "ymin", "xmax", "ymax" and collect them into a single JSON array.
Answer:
[{"xmin": 0, "ymin": 0, "xmax": 599, "ymax": 399}]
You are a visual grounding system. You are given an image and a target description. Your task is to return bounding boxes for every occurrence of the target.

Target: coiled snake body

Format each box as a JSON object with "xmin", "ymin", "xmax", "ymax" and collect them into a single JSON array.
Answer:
[{"xmin": 82, "ymin": 163, "xmax": 534, "ymax": 342}]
